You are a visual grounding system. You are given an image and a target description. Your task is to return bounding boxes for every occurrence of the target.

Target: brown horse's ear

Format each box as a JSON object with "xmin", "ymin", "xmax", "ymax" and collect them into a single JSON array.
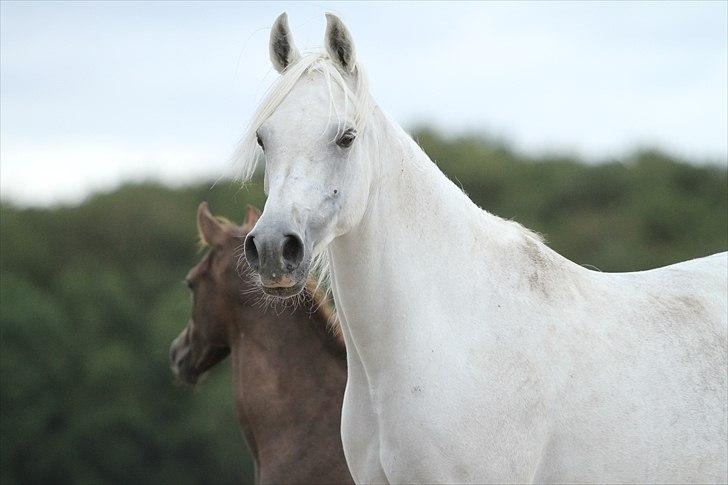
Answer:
[
  {"xmin": 197, "ymin": 202, "xmax": 225, "ymax": 246},
  {"xmin": 245, "ymin": 204, "xmax": 262, "ymax": 227}
]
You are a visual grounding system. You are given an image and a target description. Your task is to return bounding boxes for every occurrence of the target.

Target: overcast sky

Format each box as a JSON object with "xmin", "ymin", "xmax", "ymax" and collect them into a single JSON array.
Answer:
[{"xmin": 1, "ymin": 1, "xmax": 726, "ymax": 205}]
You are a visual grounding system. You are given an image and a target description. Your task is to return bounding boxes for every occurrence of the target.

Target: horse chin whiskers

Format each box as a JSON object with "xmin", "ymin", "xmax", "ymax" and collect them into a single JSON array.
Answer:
[
  {"xmin": 249, "ymin": 283, "xmax": 314, "ymax": 317},
  {"xmin": 238, "ymin": 255, "xmax": 323, "ymax": 320},
  {"xmin": 170, "ymin": 362, "xmax": 203, "ymax": 387},
  {"xmin": 172, "ymin": 374, "xmax": 197, "ymax": 387}
]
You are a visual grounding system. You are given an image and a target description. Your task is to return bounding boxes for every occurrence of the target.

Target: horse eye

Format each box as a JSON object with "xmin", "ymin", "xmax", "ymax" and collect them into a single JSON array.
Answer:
[
  {"xmin": 256, "ymin": 132, "xmax": 264, "ymax": 150},
  {"xmin": 184, "ymin": 279, "xmax": 195, "ymax": 290},
  {"xmin": 337, "ymin": 129, "xmax": 357, "ymax": 148}
]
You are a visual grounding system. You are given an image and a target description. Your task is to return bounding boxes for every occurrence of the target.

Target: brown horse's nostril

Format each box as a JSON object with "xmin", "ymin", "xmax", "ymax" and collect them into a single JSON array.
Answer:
[
  {"xmin": 244, "ymin": 234, "xmax": 260, "ymax": 270},
  {"xmin": 281, "ymin": 234, "xmax": 304, "ymax": 270}
]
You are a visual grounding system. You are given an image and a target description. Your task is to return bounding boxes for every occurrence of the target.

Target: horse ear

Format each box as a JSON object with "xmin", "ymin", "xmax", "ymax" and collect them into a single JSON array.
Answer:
[
  {"xmin": 197, "ymin": 202, "xmax": 225, "ymax": 246},
  {"xmin": 324, "ymin": 13, "xmax": 356, "ymax": 74},
  {"xmin": 245, "ymin": 204, "xmax": 262, "ymax": 226},
  {"xmin": 270, "ymin": 12, "xmax": 300, "ymax": 73}
]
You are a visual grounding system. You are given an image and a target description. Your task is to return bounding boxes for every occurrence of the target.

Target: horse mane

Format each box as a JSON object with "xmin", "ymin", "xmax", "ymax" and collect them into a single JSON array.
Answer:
[{"xmin": 305, "ymin": 280, "xmax": 343, "ymax": 345}]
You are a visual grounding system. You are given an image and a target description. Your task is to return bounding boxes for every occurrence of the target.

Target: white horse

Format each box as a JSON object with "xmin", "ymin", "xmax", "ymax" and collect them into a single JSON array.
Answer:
[{"xmin": 239, "ymin": 13, "xmax": 728, "ymax": 484}]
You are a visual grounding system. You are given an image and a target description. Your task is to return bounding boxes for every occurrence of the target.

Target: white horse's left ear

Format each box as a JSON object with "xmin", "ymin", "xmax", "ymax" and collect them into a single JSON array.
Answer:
[
  {"xmin": 270, "ymin": 12, "xmax": 301, "ymax": 73},
  {"xmin": 325, "ymin": 13, "xmax": 356, "ymax": 74}
]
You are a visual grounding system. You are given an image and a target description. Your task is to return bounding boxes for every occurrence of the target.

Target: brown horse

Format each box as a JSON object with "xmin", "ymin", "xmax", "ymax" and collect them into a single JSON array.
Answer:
[{"xmin": 169, "ymin": 202, "xmax": 352, "ymax": 485}]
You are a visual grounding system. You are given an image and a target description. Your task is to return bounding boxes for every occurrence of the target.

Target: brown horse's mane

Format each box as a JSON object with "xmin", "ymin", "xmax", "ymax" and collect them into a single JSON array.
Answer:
[
  {"xmin": 197, "ymin": 214, "xmax": 343, "ymax": 346},
  {"xmin": 304, "ymin": 280, "xmax": 341, "ymax": 341}
]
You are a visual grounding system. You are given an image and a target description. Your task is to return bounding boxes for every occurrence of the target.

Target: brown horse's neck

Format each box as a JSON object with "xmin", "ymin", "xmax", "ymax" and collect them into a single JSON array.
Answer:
[{"xmin": 228, "ymin": 296, "xmax": 350, "ymax": 484}]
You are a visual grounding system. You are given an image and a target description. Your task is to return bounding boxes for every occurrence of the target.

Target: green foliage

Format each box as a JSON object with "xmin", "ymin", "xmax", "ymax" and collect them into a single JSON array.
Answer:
[
  {"xmin": 1, "ymin": 131, "xmax": 726, "ymax": 484},
  {"xmin": 1, "ymin": 182, "xmax": 262, "ymax": 484}
]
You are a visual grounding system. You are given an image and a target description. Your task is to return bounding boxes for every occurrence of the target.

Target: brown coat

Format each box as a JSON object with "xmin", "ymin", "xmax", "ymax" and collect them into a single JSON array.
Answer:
[{"xmin": 170, "ymin": 203, "xmax": 352, "ymax": 484}]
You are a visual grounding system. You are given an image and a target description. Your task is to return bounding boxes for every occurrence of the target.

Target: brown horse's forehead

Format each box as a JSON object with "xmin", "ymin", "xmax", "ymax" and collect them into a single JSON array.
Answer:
[{"xmin": 187, "ymin": 251, "xmax": 212, "ymax": 281}]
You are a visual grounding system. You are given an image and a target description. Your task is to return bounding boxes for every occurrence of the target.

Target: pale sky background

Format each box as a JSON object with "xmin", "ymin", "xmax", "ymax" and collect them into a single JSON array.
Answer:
[{"xmin": 1, "ymin": 1, "xmax": 726, "ymax": 206}]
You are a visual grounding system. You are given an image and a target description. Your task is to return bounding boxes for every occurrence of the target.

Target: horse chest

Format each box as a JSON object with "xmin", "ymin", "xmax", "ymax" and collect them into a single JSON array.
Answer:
[{"xmin": 342, "ymin": 334, "xmax": 552, "ymax": 483}]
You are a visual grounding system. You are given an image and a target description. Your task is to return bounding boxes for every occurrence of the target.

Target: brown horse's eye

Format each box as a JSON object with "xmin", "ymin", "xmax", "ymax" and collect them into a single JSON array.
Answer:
[
  {"xmin": 184, "ymin": 279, "xmax": 195, "ymax": 290},
  {"xmin": 337, "ymin": 128, "xmax": 357, "ymax": 148},
  {"xmin": 256, "ymin": 132, "xmax": 264, "ymax": 150}
]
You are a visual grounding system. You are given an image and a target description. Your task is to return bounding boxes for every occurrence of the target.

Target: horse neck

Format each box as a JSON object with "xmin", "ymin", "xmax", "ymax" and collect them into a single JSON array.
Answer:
[
  {"xmin": 328, "ymin": 111, "xmax": 586, "ymax": 363},
  {"xmin": 228, "ymin": 299, "xmax": 346, "ymax": 473}
]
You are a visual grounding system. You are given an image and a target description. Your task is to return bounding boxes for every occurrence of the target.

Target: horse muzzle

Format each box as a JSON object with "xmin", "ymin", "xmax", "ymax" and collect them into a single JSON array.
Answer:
[
  {"xmin": 169, "ymin": 330, "xmax": 198, "ymax": 384},
  {"xmin": 244, "ymin": 222, "xmax": 309, "ymax": 297}
]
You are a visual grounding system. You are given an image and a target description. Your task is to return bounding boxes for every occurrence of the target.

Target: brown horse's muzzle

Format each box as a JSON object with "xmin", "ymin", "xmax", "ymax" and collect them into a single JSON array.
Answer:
[
  {"xmin": 169, "ymin": 325, "xmax": 230, "ymax": 385},
  {"xmin": 169, "ymin": 327, "xmax": 197, "ymax": 384}
]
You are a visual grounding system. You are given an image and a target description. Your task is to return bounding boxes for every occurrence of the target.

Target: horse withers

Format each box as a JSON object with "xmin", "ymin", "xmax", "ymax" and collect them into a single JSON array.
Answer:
[{"xmin": 169, "ymin": 202, "xmax": 352, "ymax": 485}]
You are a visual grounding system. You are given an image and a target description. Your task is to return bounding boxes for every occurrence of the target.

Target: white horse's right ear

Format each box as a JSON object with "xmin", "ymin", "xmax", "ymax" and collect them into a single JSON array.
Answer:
[
  {"xmin": 325, "ymin": 13, "xmax": 356, "ymax": 74},
  {"xmin": 270, "ymin": 12, "xmax": 300, "ymax": 73}
]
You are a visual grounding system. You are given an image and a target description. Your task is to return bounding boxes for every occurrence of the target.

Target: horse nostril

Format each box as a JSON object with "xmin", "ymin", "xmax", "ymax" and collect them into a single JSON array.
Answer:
[
  {"xmin": 244, "ymin": 234, "xmax": 260, "ymax": 270},
  {"xmin": 281, "ymin": 234, "xmax": 304, "ymax": 270}
]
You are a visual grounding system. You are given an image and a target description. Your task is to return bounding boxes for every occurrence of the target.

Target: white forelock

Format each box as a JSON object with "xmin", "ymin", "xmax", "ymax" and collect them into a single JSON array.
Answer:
[{"xmin": 232, "ymin": 52, "xmax": 373, "ymax": 183}]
